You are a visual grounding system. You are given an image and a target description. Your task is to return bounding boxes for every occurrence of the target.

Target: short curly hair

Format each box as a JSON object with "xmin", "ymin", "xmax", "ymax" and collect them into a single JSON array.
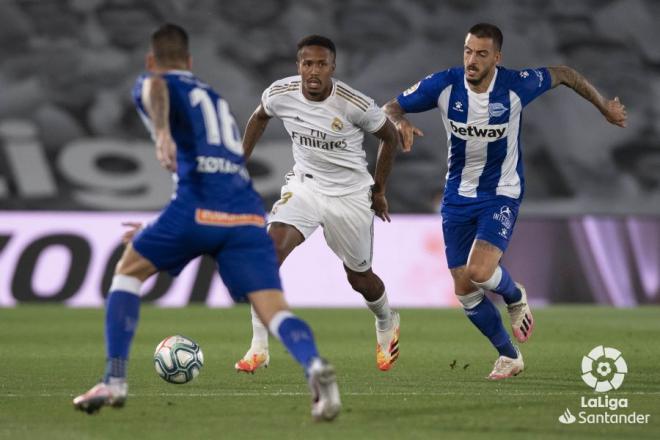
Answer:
[{"xmin": 296, "ymin": 35, "xmax": 336, "ymax": 60}]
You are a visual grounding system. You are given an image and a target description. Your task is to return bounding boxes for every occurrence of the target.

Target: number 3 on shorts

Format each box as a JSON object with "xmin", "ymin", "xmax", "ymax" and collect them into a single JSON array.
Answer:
[
  {"xmin": 271, "ymin": 191, "xmax": 293, "ymax": 215},
  {"xmin": 277, "ymin": 192, "xmax": 293, "ymax": 205}
]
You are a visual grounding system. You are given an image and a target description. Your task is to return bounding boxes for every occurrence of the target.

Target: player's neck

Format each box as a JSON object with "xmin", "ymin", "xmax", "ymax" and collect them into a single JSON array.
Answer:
[
  {"xmin": 466, "ymin": 68, "xmax": 496, "ymax": 94},
  {"xmin": 302, "ymin": 85, "xmax": 333, "ymax": 102},
  {"xmin": 152, "ymin": 63, "xmax": 190, "ymax": 74}
]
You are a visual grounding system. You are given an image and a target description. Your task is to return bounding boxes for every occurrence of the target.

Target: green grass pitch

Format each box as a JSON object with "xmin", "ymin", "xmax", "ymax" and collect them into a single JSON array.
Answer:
[{"xmin": 0, "ymin": 306, "xmax": 658, "ymax": 439}]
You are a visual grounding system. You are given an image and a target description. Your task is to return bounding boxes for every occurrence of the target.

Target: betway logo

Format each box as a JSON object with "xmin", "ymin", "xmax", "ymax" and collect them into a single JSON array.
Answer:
[{"xmin": 449, "ymin": 120, "xmax": 507, "ymax": 140}]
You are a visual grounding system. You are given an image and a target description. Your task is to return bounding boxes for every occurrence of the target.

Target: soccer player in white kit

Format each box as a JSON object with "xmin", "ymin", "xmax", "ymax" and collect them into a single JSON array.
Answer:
[
  {"xmin": 384, "ymin": 23, "xmax": 627, "ymax": 379},
  {"xmin": 235, "ymin": 35, "xmax": 402, "ymax": 373}
]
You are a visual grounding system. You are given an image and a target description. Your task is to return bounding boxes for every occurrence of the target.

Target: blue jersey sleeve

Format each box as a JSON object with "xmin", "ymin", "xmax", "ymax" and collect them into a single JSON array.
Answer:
[
  {"xmin": 396, "ymin": 69, "xmax": 454, "ymax": 113},
  {"xmin": 510, "ymin": 67, "xmax": 552, "ymax": 107}
]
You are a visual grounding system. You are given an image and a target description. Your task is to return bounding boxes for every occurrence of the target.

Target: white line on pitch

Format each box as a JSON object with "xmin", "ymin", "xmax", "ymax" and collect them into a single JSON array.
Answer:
[{"xmin": 3, "ymin": 391, "xmax": 660, "ymax": 398}]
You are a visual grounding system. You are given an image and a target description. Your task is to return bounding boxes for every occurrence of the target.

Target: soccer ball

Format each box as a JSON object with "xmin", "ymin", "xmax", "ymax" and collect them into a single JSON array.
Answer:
[{"xmin": 154, "ymin": 335, "xmax": 204, "ymax": 384}]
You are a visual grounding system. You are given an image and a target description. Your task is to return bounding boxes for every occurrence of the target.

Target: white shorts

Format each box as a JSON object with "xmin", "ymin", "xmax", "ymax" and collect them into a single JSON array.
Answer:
[{"xmin": 268, "ymin": 172, "xmax": 374, "ymax": 272}]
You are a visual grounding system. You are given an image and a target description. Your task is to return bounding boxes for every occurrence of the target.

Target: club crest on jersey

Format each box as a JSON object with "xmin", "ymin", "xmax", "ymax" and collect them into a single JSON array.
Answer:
[
  {"xmin": 488, "ymin": 102, "xmax": 508, "ymax": 118},
  {"xmin": 331, "ymin": 117, "xmax": 344, "ymax": 132}
]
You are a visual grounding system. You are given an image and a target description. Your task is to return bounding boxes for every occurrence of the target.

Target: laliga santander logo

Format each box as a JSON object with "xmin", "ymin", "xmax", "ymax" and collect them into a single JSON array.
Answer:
[
  {"xmin": 581, "ymin": 345, "xmax": 627, "ymax": 392},
  {"xmin": 558, "ymin": 346, "xmax": 649, "ymax": 426}
]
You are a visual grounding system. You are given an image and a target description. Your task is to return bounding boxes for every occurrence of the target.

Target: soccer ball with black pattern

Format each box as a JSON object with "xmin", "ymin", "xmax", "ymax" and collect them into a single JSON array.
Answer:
[{"xmin": 154, "ymin": 335, "xmax": 204, "ymax": 384}]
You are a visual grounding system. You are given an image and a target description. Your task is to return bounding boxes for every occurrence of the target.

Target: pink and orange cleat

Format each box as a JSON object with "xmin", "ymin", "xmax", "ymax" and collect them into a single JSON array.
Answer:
[
  {"xmin": 234, "ymin": 350, "xmax": 270, "ymax": 374},
  {"xmin": 376, "ymin": 311, "xmax": 400, "ymax": 371}
]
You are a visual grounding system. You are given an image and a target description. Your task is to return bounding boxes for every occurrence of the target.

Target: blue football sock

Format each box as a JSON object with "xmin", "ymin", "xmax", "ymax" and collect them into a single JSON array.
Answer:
[
  {"xmin": 272, "ymin": 314, "xmax": 319, "ymax": 368},
  {"xmin": 492, "ymin": 266, "xmax": 522, "ymax": 305},
  {"xmin": 104, "ymin": 290, "xmax": 141, "ymax": 381},
  {"xmin": 465, "ymin": 295, "xmax": 518, "ymax": 359}
]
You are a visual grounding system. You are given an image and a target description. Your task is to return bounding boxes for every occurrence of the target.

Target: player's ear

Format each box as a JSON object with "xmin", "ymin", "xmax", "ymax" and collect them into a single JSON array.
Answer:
[
  {"xmin": 186, "ymin": 55, "xmax": 192, "ymax": 70},
  {"xmin": 494, "ymin": 50, "xmax": 502, "ymax": 65}
]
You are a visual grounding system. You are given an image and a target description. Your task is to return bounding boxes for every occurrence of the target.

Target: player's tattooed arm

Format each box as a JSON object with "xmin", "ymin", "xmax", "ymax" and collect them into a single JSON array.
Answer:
[
  {"xmin": 371, "ymin": 119, "xmax": 399, "ymax": 222},
  {"xmin": 147, "ymin": 75, "xmax": 177, "ymax": 171},
  {"xmin": 548, "ymin": 66, "xmax": 627, "ymax": 128},
  {"xmin": 242, "ymin": 104, "xmax": 272, "ymax": 161},
  {"xmin": 382, "ymin": 99, "xmax": 424, "ymax": 152}
]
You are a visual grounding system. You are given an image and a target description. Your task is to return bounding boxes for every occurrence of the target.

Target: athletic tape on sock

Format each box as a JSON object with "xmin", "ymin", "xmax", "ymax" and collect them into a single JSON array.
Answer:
[
  {"xmin": 109, "ymin": 275, "xmax": 143, "ymax": 296},
  {"xmin": 457, "ymin": 289, "xmax": 485, "ymax": 309},
  {"xmin": 472, "ymin": 266, "xmax": 502, "ymax": 291}
]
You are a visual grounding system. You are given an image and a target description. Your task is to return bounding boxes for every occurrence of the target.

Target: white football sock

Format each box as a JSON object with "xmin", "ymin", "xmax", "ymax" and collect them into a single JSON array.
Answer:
[
  {"xmin": 249, "ymin": 304, "xmax": 269, "ymax": 351},
  {"xmin": 366, "ymin": 291, "xmax": 393, "ymax": 331}
]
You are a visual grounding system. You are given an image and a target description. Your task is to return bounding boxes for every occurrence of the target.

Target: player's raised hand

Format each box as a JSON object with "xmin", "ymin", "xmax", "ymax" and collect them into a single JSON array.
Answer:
[
  {"xmin": 371, "ymin": 191, "xmax": 391, "ymax": 222},
  {"xmin": 603, "ymin": 97, "xmax": 627, "ymax": 128},
  {"xmin": 120, "ymin": 222, "xmax": 144, "ymax": 244},
  {"xmin": 155, "ymin": 130, "xmax": 177, "ymax": 171},
  {"xmin": 395, "ymin": 119, "xmax": 424, "ymax": 152}
]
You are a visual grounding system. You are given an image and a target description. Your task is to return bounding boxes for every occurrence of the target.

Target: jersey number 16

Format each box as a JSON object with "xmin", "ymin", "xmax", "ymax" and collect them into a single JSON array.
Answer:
[{"xmin": 189, "ymin": 88, "xmax": 243, "ymax": 156}]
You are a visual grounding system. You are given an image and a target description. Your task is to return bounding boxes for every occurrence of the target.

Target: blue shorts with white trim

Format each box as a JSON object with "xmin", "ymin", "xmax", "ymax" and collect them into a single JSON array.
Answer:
[{"xmin": 440, "ymin": 196, "xmax": 520, "ymax": 269}]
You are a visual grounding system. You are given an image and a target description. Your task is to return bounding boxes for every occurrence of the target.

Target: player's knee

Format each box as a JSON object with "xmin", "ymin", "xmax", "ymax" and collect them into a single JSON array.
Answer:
[
  {"xmin": 450, "ymin": 267, "xmax": 475, "ymax": 295},
  {"xmin": 454, "ymin": 281, "xmax": 476, "ymax": 296},
  {"xmin": 466, "ymin": 262, "xmax": 494, "ymax": 285},
  {"xmin": 469, "ymin": 265, "xmax": 502, "ymax": 291},
  {"xmin": 115, "ymin": 246, "xmax": 157, "ymax": 281}
]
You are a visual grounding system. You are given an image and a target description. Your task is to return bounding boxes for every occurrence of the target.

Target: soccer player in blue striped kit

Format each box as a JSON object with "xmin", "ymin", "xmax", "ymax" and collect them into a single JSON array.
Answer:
[
  {"xmin": 73, "ymin": 24, "xmax": 340, "ymax": 421},
  {"xmin": 384, "ymin": 23, "xmax": 627, "ymax": 379}
]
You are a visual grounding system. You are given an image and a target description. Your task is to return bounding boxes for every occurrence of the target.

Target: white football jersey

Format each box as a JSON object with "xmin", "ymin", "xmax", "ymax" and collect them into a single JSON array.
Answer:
[{"xmin": 262, "ymin": 75, "xmax": 386, "ymax": 196}]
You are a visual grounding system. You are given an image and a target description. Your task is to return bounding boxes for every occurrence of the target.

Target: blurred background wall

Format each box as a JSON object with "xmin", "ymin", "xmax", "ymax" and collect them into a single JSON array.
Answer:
[{"xmin": 0, "ymin": 0, "xmax": 659, "ymax": 306}]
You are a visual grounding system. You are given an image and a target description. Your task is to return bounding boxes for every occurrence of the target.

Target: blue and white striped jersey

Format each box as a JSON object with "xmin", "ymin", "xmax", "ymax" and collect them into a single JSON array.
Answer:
[
  {"xmin": 397, "ymin": 66, "xmax": 551, "ymax": 204},
  {"xmin": 133, "ymin": 70, "xmax": 265, "ymax": 215}
]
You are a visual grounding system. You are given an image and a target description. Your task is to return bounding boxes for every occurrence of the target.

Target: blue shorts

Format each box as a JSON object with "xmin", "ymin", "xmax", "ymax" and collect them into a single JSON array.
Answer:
[
  {"xmin": 440, "ymin": 196, "xmax": 520, "ymax": 269},
  {"xmin": 132, "ymin": 202, "xmax": 282, "ymax": 302}
]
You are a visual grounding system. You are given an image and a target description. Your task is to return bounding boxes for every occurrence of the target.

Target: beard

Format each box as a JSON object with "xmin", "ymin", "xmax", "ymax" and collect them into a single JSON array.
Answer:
[{"xmin": 465, "ymin": 69, "xmax": 488, "ymax": 85}]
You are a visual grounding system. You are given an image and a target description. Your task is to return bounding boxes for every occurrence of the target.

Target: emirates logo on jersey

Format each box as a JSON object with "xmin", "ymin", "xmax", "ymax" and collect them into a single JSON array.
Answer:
[{"xmin": 331, "ymin": 117, "xmax": 344, "ymax": 132}]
